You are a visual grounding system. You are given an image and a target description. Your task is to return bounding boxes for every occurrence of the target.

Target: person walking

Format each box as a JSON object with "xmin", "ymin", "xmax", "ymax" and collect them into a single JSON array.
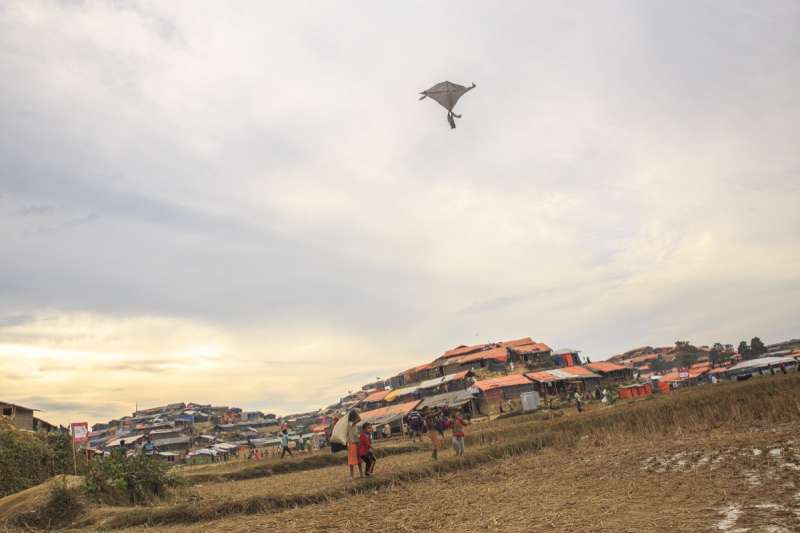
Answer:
[
  {"xmin": 406, "ymin": 409, "xmax": 423, "ymax": 442},
  {"xmin": 451, "ymin": 410, "xmax": 468, "ymax": 457},
  {"xmin": 574, "ymin": 390, "xmax": 584, "ymax": 413},
  {"xmin": 347, "ymin": 411, "xmax": 363, "ymax": 478},
  {"xmin": 423, "ymin": 408, "xmax": 442, "ymax": 460},
  {"xmin": 358, "ymin": 423, "xmax": 376, "ymax": 476},
  {"xmin": 280, "ymin": 428, "xmax": 293, "ymax": 458}
]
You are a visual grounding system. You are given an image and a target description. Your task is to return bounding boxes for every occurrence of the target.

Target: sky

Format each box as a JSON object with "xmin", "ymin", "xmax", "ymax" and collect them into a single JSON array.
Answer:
[{"xmin": 1, "ymin": 1, "xmax": 799, "ymax": 426}]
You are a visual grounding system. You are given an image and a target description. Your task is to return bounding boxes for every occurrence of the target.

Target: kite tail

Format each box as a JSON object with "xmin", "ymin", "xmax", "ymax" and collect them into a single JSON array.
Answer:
[{"xmin": 447, "ymin": 112, "xmax": 456, "ymax": 129}]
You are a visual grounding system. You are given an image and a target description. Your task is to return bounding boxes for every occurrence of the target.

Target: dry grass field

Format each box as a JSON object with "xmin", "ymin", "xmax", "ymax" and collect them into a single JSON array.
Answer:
[{"xmin": 3, "ymin": 374, "xmax": 800, "ymax": 532}]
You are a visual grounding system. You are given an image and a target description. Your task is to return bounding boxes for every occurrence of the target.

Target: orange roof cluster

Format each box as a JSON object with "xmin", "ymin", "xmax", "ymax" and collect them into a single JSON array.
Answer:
[
  {"xmin": 451, "ymin": 346, "xmax": 509, "ymax": 365},
  {"xmin": 627, "ymin": 353, "xmax": 660, "ymax": 364},
  {"xmin": 661, "ymin": 366, "xmax": 712, "ymax": 382},
  {"xmin": 473, "ymin": 374, "xmax": 533, "ymax": 392},
  {"xmin": 442, "ymin": 337, "xmax": 550, "ymax": 360},
  {"xmin": 586, "ymin": 362, "xmax": 627, "ymax": 373}
]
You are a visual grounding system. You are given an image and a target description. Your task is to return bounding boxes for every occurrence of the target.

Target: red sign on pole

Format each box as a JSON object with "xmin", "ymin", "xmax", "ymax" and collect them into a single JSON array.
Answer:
[{"xmin": 71, "ymin": 422, "xmax": 89, "ymax": 445}]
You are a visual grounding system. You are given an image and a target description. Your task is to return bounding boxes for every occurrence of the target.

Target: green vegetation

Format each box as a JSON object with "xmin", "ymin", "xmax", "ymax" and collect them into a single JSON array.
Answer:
[
  {"xmin": 0, "ymin": 419, "xmax": 84, "ymax": 499},
  {"xmin": 84, "ymin": 454, "xmax": 181, "ymax": 505}
]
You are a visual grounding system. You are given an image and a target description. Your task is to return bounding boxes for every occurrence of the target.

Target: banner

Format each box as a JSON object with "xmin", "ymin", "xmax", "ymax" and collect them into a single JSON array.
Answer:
[{"xmin": 71, "ymin": 422, "xmax": 89, "ymax": 445}]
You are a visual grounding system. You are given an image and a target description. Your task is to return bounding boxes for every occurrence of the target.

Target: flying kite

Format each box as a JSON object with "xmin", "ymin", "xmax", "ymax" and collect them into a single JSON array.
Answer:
[{"xmin": 419, "ymin": 81, "xmax": 476, "ymax": 129}]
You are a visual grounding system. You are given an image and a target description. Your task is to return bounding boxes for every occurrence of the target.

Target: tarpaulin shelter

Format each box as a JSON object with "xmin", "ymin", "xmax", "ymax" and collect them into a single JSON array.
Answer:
[
  {"xmin": 416, "ymin": 389, "xmax": 478, "ymax": 412},
  {"xmin": 359, "ymin": 400, "xmax": 421, "ymax": 431}
]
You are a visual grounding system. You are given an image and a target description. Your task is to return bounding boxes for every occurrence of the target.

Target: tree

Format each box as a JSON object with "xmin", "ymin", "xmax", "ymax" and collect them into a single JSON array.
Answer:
[
  {"xmin": 650, "ymin": 358, "xmax": 668, "ymax": 373},
  {"xmin": 751, "ymin": 337, "xmax": 767, "ymax": 357},
  {"xmin": 738, "ymin": 340, "xmax": 750, "ymax": 359},
  {"xmin": 709, "ymin": 346, "xmax": 732, "ymax": 366},
  {"xmin": 677, "ymin": 351, "xmax": 698, "ymax": 369}
]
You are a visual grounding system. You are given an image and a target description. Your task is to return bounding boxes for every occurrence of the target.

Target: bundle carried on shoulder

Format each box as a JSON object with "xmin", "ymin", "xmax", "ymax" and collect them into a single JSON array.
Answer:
[{"xmin": 329, "ymin": 415, "xmax": 349, "ymax": 453}]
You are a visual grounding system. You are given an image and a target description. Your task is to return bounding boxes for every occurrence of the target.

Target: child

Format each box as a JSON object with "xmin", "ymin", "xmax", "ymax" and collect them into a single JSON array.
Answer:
[
  {"xmin": 280, "ymin": 428, "xmax": 293, "ymax": 458},
  {"xmin": 451, "ymin": 410, "xmax": 468, "ymax": 457},
  {"xmin": 358, "ymin": 422, "xmax": 376, "ymax": 476},
  {"xmin": 347, "ymin": 410, "xmax": 363, "ymax": 477}
]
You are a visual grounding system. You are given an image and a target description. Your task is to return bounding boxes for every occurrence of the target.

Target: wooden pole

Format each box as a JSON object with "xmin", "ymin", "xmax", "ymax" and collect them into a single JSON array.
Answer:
[{"xmin": 71, "ymin": 432, "xmax": 78, "ymax": 475}]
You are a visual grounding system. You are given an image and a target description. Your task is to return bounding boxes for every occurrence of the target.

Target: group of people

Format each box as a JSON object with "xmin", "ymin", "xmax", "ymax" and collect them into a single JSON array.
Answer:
[
  {"xmin": 339, "ymin": 406, "xmax": 471, "ymax": 478},
  {"xmin": 406, "ymin": 407, "xmax": 469, "ymax": 459}
]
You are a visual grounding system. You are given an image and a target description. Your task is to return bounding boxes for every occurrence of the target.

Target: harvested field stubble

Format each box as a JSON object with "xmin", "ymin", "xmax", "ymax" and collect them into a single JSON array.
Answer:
[
  {"xmin": 147, "ymin": 427, "xmax": 800, "ymax": 533},
  {"xmin": 97, "ymin": 374, "xmax": 800, "ymax": 530},
  {"xmin": 181, "ymin": 444, "xmax": 425, "ymax": 484}
]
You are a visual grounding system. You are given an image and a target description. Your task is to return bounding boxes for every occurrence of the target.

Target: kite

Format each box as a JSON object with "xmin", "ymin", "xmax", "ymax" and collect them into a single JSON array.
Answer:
[{"xmin": 419, "ymin": 81, "xmax": 476, "ymax": 129}]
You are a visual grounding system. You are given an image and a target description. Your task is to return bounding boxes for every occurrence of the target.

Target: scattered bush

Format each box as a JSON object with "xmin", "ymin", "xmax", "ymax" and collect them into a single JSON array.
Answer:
[
  {"xmin": 11, "ymin": 478, "xmax": 84, "ymax": 530},
  {"xmin": 0, "ymin": 419, "xmax": 56, "ymax": 498},
  {"xmin": 84, "ymin": 454, "xmax": 181, "ymax": 505}
]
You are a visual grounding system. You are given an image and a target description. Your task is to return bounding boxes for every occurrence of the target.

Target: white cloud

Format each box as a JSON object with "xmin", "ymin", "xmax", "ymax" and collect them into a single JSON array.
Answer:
[{"xmin": 1, "ymin": 0, "xmax": 798, "ymax": 424}]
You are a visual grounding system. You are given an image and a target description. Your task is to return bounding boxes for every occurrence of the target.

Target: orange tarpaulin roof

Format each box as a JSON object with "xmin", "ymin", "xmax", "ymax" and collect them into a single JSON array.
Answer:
[
  {"xmin": 559, "ymin": 366, "xmax": 597, "ymax": 378},
  {"xmin": 473, "ymin": 374, "xmax": 533, "ymax": 392},
  {"xmin": 453, "ymin": 346, "xmax": 509, "ymax": 365},
  {"xmin": 586, "ymin": 362, "xmax": 627, "ymax": 373},
  {"xmin": 363, "ymin": 389, "xmax": 390, "ymax": 403},
  {"xmin": 525, "ymin": 371, "xmax": 559, "ymax": 382}
]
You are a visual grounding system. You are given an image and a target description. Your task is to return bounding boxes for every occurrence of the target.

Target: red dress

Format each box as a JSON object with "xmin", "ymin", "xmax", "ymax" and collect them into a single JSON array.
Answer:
[{"xmin": 357, "ymin": 432, "xmax": 372, "ymax": 456}]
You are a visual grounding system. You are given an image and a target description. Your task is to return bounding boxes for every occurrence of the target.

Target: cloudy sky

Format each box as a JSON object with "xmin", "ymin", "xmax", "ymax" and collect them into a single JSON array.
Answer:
[{"xmin": 1, "ymin": 1, "xmax": 798, "ymax": 426}]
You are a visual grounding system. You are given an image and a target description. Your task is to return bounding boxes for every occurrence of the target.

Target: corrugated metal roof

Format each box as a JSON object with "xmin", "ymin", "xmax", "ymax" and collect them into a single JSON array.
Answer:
[
  {"xmin": 151, "ymin": 436, "xmax": 191, "ymax": 447},
  {"xmin": 105, "ymin": 434, "xmax": 145, "ymax": 447},
  {"xmin": 727, "ymin": 356, "xmax": 798, "ymax": 372}
]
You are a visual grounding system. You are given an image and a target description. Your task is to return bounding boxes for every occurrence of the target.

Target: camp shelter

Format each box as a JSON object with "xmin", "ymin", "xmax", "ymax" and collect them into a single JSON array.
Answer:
[
  {"xmin": 525, "ymin": 367, "xmax": 601, "ymax": 399},
  {"xmin": 383, "ymin": 384, "xmax": 421, "ymax": 404},
  {"xmin": 726, "ymin": 356, "xmax": 798, "ymax": 379},
  {"xmin": 416, "ymin": 370, "xmax": 475, "ymax": 397},
  {"xmin": 551, "ymin": 348, "xmax": 580, "ymax": 367},
  {"xmin": 661, "ymin": 365, "xmax": 713, "ymax": 387},
  {"xmin": 360, "ymin": 389, "xmax": 391, "ymax": 410},
  {"xmin": 151, "ymin": 435, "xmax": 192, "ymax": 453},
  {"xmin": 585, "ymin": 362, "xmax": 633, "ymax": 383},
  {"xmin": 105, "ymin": 434, "xmax": 145, "ymax": 449},
  {"xmin": 416, "ymin": 389, "xmax": 478, "ymax": 414},
  {"xmin": 0, "ymin": 401, "xmax": 39, "ymax": 431},
  {"xmin": 616, "ymin": 383, "xmax": 652, "ymax": 400},
  {"xmin": 473, "ymin": 374, "xmax": 536, "ymax": 414},
  {"xmin": 359, "ymin": 400, "xmax": 420, "ymax": 432}
]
